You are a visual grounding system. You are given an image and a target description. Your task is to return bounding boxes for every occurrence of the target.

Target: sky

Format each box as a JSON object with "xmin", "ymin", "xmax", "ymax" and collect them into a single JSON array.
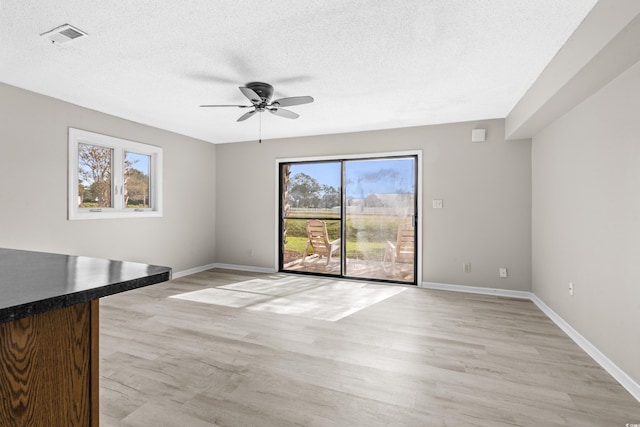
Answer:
[
  {"xmin": 289, "ymin": 157, "xmax": 415, "ymax": 199},
  {"xmin": 126, "ymin": 152, "xmax": 150, "ymax": 175}
]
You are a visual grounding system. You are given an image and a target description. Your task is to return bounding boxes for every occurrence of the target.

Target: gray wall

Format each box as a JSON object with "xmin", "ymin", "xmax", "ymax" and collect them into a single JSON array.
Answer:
[
  {"xmin": 532, "ymin": 60, "xmax": 640, "ymax": 383},
  {"xmin": 215, "ymin": 119, "xmax": 532, "ymax": 291},
  {"xmin": 0, "ymin": 83, "xmax": 216, "ymax": 273}
]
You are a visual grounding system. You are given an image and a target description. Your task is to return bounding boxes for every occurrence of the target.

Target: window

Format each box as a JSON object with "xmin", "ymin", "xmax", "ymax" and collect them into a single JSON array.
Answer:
[{"xmin": 68, "ymin": 128, "xmax": 162, "ymax": 219}]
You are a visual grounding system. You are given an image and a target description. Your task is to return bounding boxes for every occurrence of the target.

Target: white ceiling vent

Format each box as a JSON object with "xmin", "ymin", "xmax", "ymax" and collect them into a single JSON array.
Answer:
[{"xmin": 41, "ymin": 24, "xmax": 87, "ymax": 44}]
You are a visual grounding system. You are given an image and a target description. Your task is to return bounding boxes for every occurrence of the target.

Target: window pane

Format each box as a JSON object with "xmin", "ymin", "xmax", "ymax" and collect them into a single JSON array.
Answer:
[
  {"xmin": 344, "ymin": 158, "xmax": 416, "ymax": 283},
  {"xmin": 285, "ymin": 162, "xmax": 341, "ymax": 219},
  {"xmin": 124, "ymin": 152, "xmax": 151, "ymax": 208},
  {"xmin": 282, "ymin": 218, "xmax": 341, "ymax": 276},
  {"xmin": 78, "ymin": 143, "xmax": 113, "ymax": 208}
]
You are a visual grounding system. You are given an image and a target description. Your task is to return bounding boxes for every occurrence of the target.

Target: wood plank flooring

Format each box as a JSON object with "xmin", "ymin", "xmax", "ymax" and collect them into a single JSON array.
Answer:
[{"xmin": 99, "ymin": 269, "xmax": 640, "ymax": 426}]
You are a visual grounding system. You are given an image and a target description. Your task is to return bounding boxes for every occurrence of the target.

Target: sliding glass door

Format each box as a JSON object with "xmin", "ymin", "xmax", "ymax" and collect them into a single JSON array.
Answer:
[
  {"xmin": 343, "ymin": 158, "xmax": 416, "ymax": 282},
  {"xmin": 280, "ymin": 155, "xmax": 417, "ymax": 284},
  {"xmin": 281, "ymin": 161, "xmax": 342, "ymax": 276}
]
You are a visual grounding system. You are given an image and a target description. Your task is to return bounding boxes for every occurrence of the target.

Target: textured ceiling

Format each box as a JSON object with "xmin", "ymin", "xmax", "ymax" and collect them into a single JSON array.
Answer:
[{"xmin": 0, "ymin": 1, "xmax": 597, "ymax": 144}]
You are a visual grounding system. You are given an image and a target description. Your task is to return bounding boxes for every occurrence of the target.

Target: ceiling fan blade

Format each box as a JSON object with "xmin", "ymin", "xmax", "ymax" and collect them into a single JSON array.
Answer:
[
  {"xmin": 270, "ymin": 96, "xmax": 314, "ymax": 107},
  {"xmin": 239, "ymin": 86, "xmax": 262, "ymax": 104},
  {"xmin": 269, "ymin": 108, "xmax": 299, "ymax": 119},
  {"xmin": 272, "ymin": 75, "xmax": 313, "ymax": 84},
  {"xmin": 187, "ymin": 73, "xmax": 238, "ymax": 85},
  {"xmin": 200, "ymin": 104, "xmax": 252, "ymax": 108},
  {"xmin": 237, "ymin": 110, "xmax": 257, "ymax": 122}
]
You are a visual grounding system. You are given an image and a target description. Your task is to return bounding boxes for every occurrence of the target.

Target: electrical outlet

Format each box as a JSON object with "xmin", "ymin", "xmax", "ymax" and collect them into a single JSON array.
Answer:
[
  {"xmin": 499, "ymin": 268, "xmax": 508, "ymax": 278},
  {"xmin": 568, "ymin": 282, "xmax": 574, "ymax": 296},
  {"xmin": 463, "ymin": 263, "xmax": 471, "ymax": 273}
]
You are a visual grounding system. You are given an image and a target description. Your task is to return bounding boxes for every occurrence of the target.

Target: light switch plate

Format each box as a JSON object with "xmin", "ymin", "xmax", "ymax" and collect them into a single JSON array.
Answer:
[{"xmin": 432, "ymin": 199, "xmax": 443, "ymax": 209}]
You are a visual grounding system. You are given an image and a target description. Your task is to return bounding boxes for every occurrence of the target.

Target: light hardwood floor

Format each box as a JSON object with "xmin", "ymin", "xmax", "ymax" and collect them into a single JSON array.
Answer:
[{"xmin": 99, "ymin": 269, "xmax": 640, "ymax": 426}]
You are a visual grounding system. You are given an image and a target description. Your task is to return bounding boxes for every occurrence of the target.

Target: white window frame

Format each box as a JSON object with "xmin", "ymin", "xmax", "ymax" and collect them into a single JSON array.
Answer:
[{"xmin": 68, "ymin": 128, "xmax": 163, "ymax": 220}]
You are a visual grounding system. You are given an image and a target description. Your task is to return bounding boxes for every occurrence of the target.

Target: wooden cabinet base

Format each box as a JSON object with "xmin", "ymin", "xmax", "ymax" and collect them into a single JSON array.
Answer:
[{"xmin": 0, "ymin": 301, "xmax": 99, "ymax": 427}]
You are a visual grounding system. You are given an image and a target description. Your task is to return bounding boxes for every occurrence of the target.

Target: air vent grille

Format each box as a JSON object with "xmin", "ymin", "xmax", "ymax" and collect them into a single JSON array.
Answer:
[
  {"xmin": 59, "ymin": 27, "xmax": 84, "ymax": 40},
  {"xmin": 41, "ymin": 24, "xmax": 87, "ymax": 44}
]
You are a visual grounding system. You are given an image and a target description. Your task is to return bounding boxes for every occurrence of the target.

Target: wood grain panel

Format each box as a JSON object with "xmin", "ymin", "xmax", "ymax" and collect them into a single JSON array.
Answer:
[
  {"xmin": 90, "ymin": 300, "xmax": 99, "ymax": 427},
  {"xmin": 0, "ymin": 302, "xmax": 93, "ymax": 427}
]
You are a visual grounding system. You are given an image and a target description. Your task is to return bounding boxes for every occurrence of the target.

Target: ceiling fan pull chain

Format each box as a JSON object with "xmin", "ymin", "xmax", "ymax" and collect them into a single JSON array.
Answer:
[{"xmin": 259, "ymin": 112, "xmax": 262, "ymax": 143}]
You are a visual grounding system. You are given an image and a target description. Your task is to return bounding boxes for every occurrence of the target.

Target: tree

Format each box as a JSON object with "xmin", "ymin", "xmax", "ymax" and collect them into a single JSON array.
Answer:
[
  {"xmin": 288, "ymin": 173, "xmax": 322, "ymax": 208},
  {"xmin": 320, "ymin": 184, "xmax": 340, "ymax": 208},
  {"xmin": 288, "ymin": 173, "xmax": 341, "ymax": 209},
  {"xmin": 78, "ymin": 144, "xmax": 111, "ymax": 207},
  {"xmin": 124, "ymin": 168, "xmax": 149, "ymax": 207},
  {"xmin": 282, "ymin": 164, "xmax": 291, "ymax": 247}
]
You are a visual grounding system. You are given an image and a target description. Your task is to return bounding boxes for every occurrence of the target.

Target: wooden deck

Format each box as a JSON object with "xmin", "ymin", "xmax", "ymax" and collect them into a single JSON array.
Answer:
[{"xmin": 283, "ymin": 255, "xmax": 415, "ymax": 283}]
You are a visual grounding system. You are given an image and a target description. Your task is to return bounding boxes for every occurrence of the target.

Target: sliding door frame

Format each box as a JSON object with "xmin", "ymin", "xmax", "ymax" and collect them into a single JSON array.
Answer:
[{"xmin": 275, "ymin": 150, "xmax": 422, "ymax": 285}]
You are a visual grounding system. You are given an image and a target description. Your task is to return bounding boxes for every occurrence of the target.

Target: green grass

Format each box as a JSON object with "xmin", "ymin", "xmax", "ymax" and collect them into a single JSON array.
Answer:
[
  {"xmin": 285, "ymin": 236, "xmax": 313, "ymax": 254},
  {"xmin": 287, "ymin": 209, "xmax": 340, "ymax": 219},
  {"xmin": 285, "ymin": 236, "xmax": 388, "ymax": 259},
  {"xmin": 285, "ymin": 215, "xmax": 409, "ymax": 240},
  {"xmin": 284, "ymin": 214, "xmax": 411, "ymax": 260}
]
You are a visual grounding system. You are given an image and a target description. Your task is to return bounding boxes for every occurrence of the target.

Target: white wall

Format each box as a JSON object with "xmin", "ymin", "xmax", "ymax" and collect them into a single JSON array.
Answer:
[
  {"xmin": 532, "ymin": 60, "xmax": 640, "ymax": 384},
  {"xmin": 506, "ymin": 0, "xmax": 640, "ymax": 140},
  {"xmin": 215, "ymin": 119, "xmax": 532, "ymax": 291},
  {"xmin": 0, "ymin": 83, "xmax": 216, "ymax": 273}
]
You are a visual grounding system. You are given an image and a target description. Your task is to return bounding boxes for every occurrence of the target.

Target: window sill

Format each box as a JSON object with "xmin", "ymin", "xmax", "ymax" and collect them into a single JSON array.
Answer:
[{"xmin": 69, "ymin": 210, "xmax": 163, "ymax": 220}]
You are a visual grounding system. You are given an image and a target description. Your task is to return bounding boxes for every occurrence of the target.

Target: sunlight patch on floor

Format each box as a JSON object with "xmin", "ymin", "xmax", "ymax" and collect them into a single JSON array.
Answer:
[{"xmin": 169, "ymin": 277, "xmax": 405, "ymax": 321}]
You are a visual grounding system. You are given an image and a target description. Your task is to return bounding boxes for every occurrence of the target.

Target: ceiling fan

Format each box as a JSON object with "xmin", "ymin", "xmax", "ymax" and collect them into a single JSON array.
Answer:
[{"xmin": 200, "ymin": 82, "xmax": 314, "ymax": 122}]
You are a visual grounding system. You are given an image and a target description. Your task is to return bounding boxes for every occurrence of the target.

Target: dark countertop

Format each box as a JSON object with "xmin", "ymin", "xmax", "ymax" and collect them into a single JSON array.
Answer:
[{"xmin": 0, "ymin": 248, "xmax": 172, "ymax": 323}]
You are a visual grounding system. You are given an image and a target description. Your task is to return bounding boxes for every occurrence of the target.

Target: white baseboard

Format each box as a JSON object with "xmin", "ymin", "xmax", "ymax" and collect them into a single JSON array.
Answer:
[
  {"xmin": 530, "ymin": 294, "xmax": 640, "ymax": 402},
  {"xmin": 172, "ymin": 263, "xmax": 217, "ymax": 279},
  {"xmin": 211, "ymin": 263, "xmax": 277, "ymax": 274},
  {"xmin": 420, "ymin": 281, "xmax": 640, "ymax": 403},
  {"xmin": 420, "ymin": 281, "xmax": 533, "ymax": 300},
  {"xmin": 173, "ymin": 263, "xmax": 276, "ymax": 278}
]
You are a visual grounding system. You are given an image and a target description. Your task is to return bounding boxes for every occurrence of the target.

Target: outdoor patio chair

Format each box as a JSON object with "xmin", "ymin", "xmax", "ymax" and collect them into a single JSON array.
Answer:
[
  {"xmin": 383, "ymin": 222, "xmax": 415, "ymax": 276},
  {"xmin": 303, "ymin": 219, "xmax": 341, "ymax": 265}
]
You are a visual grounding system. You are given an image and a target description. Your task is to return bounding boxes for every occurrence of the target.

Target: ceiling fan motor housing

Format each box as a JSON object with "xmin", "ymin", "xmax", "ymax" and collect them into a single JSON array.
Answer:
[{"xmin": 246, "ymin": 82, "xmax": 274, "ymax": 104}]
